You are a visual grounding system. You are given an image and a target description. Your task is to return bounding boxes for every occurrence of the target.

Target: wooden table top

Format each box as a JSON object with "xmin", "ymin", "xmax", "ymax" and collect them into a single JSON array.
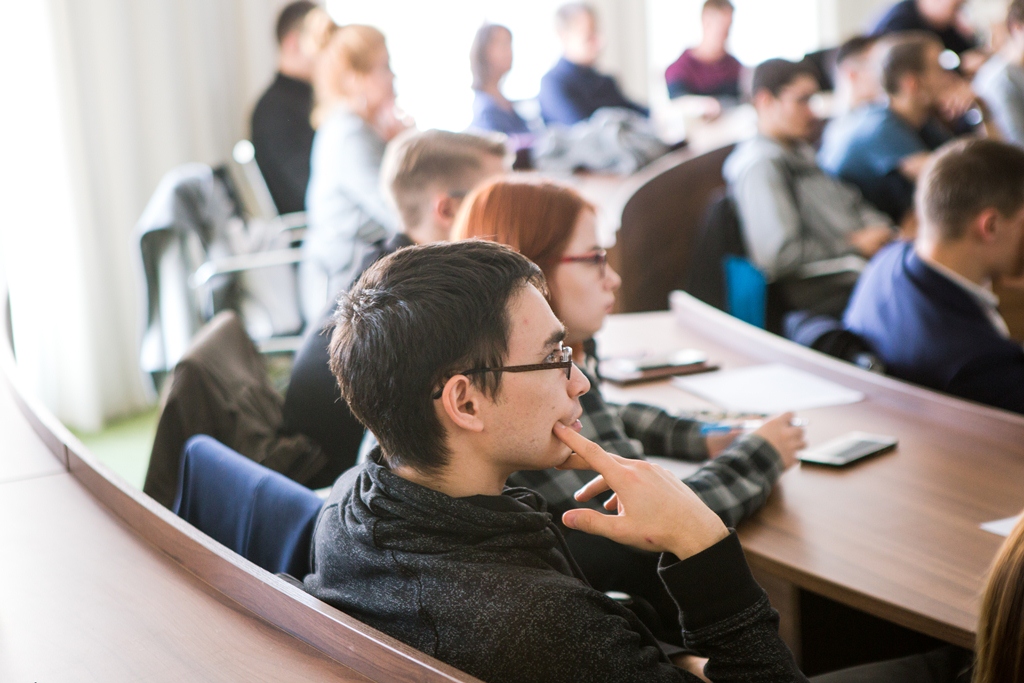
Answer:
[{"xmin": 595, "ymin": 293, "xmax": 1024, "ymax": 649}]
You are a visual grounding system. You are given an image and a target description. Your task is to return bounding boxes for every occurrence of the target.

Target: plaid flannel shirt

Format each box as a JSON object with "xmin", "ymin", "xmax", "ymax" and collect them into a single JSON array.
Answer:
[{"xmin": 507, "ymin": 362, "xmax": 784, "ymax": 528}]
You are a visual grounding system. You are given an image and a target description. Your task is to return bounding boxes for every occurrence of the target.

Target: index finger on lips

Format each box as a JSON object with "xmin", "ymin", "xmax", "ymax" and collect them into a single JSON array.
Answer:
[{"xmin": 554, "ymin": 423, "xmax": 625, "ymax": 479}]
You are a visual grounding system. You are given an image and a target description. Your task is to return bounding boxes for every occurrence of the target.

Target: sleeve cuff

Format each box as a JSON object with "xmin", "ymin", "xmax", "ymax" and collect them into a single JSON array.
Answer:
[{"xmin": 657, "ymin": 531, "xmax": 764, "ymax": 631}]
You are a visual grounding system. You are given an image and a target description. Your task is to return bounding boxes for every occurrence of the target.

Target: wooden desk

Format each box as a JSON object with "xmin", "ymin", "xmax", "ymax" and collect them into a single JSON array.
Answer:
[{"xmin": 595, "ymin": 293, "xmax": 1024, "ymax": 652}]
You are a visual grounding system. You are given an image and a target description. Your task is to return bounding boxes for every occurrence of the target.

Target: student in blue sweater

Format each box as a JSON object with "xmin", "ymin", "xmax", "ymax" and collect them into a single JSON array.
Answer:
[
  {"xmin": 539, "ymin": 3, "xmax": 648, "ymax": 126},
  {"xmin": 844, "ymin": 138, "xmax": 1024, "ymax": 414}
]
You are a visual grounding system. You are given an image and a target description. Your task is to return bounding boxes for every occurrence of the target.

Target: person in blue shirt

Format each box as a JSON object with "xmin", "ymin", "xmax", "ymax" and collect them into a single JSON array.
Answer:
[
  {"xmin": 469, "ymin": 23, "xmax": 531, "ymax": 146},
  {"xmin": 819, "ymin": 32, "xmax": 956, "ymax": 225},
  {"xmin": 539, "ymin": 3, "xmax": 648, "ymax": 126},
  {"xmin": 844, "ymin": 138, "xmax": 1024, "ymax": 415}
]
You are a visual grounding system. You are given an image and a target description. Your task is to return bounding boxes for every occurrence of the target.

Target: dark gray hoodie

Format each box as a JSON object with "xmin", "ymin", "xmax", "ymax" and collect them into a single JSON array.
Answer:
[{"xmin": 304, "ymin": 459, "xmax": 806, "ymax": 683}]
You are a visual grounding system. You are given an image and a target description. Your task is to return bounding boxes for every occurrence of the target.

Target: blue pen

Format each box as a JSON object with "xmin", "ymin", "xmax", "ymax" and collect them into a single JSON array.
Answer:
[
  {"xmin": 699, "ymin": 423, "xmax": 735, "ymax": 435},
  {"xmin": 700, "ymin": 418, "xmax": 807, "ymax": 435}
]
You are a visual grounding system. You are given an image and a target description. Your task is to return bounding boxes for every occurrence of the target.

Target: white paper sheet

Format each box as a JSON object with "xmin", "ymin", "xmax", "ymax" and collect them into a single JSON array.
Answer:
[
  {"xmin": 672, "ymin": 363, "xmax": 865, "ymax": 414},
  {"xmin": 981, "ymin": 514, "xmax": 1022, "ymax": 537}
]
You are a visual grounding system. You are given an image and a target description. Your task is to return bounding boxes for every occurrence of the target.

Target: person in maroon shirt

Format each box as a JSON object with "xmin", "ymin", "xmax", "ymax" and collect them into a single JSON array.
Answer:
[{"xmin": 665, "ymin": 0, "xmax": 743, "ymax": 100}]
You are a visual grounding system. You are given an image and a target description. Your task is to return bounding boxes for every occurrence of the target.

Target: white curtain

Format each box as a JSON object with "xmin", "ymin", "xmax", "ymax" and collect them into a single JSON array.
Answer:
[{"xmin": 0, "ymin": 0, "xmax": 289, "ymax": 431}]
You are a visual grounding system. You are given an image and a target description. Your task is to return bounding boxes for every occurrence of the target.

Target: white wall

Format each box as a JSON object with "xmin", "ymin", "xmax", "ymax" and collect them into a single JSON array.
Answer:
[{"xmin": 0, "ymin": 0, "xmax": 286, "ymax": 430}]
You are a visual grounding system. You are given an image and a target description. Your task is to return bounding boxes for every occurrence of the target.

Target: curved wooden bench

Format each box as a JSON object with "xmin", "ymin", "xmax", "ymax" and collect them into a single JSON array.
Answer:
[{"xmin": 1, "ymin": 287, "xmax": 480, "ymax": 682}]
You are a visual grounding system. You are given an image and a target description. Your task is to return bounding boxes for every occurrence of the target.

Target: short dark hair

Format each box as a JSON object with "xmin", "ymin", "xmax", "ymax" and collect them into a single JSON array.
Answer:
[
  {"xmin": 835, "ymin": 35, "xmax": 878, "ymax": 68},
  {"xmin": 751, "ymin": 58, "xmax": 818, "ymax": 97},
  {"xmin": 879, "ymin": 31, "xmax": 942, "ymax": 96},
  {"xmin": 276, "ymin": 1, "xmax": 316, "ymax": 45},
  {"xmin": 329, "ymin": 241, "xmax": 545, "ymax": 473},
  {"xmin": 1009, "ymin": 0, "xmax": 1024, "ymax": 29},
  {"xmin": 703, "ymin": 0, "xmax": 734, "ymax": 12},
  {"xmin": 918, "ymin": 139, "xmax": 1024, "ymax": 242},
  {"xmin": 470, "ymin": 23, "xmax": 512, "ymax": 91}
]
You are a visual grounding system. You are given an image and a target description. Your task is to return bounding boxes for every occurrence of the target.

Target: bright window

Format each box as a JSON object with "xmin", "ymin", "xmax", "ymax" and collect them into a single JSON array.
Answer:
[
  {"xmin": 327, "ymin": 0, "xmax": 565, "ymax": 131},
  {"xmin": 645, "ymin": 0, "xmax": 821, "ymax": 105}
]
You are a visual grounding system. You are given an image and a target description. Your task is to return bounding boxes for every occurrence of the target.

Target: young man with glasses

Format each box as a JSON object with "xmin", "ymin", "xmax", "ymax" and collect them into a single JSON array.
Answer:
[{"xmin": 305, "ymin": 240, "xmax": 805, "ymax": 683}]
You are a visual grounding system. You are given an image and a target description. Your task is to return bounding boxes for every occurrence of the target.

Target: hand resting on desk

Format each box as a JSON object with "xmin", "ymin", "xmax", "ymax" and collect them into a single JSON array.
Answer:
[{"xmin": 705, "ymin": 412, "xmax": 805, "ymax": 468}]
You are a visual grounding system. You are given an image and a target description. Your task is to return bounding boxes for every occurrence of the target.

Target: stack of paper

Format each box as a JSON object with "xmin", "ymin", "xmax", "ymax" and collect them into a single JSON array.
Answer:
[{"xmin": 672, "ymin": 363, "xmax": 865, "ymax": 414}]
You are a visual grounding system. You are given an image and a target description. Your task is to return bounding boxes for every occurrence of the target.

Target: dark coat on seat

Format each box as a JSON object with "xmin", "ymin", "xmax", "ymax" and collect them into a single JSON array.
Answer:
[{"xmin": 144, "ymin": 311, "xmax": 333, "ymax": 508}]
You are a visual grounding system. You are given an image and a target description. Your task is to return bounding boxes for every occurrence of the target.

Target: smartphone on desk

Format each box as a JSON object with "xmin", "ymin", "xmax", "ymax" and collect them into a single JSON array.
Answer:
[
  {"xmin": 798, "ymin": 432, "xmax": 898, "ymax": 467},
  {"xmin": 600, "ymin": 349, "xmax": 718, "ymax": 385}
]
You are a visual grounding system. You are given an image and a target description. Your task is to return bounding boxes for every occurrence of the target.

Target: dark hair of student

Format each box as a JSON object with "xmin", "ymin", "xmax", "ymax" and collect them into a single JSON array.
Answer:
[
  {"xmin": 834, "ymin": 35, "xmax": 878, "ymax": 68},
  {"xmin": 1009, "ymin": 0, "xmax": 1024, "ymax": 29},
  {"xmin": 328, "ymin": 241, "xmax": 545, "ymax": 474},
  {"xmin": 275, "ymin": 1, "xmax": 317, "ymax": 45},
  {"xmin": 470, "ymin": 24, "xmax": 512, "ymax": 91},
  {"xmin": 918, "ymin": 139, "xmax": 1024, "ymax": 242},
  {"xmin": 750, "ymin": 58, "xmax": 818, "ymax": 98},
  {"xmin": 878, "ymin": 31, "xmax": 942, "ymax": 96},
  {"xmin": 702, "ymin": 0, "xmax": 734, "ymax": 13},
  {"xmin": 974, "ymin": 513, "xmax": 1024, "ymax": 683}
]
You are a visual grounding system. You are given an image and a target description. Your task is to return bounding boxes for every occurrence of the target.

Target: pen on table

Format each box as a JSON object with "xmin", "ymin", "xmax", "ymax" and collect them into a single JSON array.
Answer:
[{"xmin": 699, "ymin": 417, "xmax": 808, "ymax": 435}]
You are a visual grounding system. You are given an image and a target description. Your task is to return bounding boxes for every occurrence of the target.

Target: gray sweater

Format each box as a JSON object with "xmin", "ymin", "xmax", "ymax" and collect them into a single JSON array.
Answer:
[
  {"xmin": 723, "ymin": 135, "xmax": 891, "ymax": 280},
  {"xmin": 305, "ymin": 460, "xmax": 807, "ymax": 683},
  {"xmin": 974, "ymin": 54, "xmax": 1024, "ymax": 147},
  {"xmin": 300, "ymin": 108, "xmax": 398, "ymax": 322}
]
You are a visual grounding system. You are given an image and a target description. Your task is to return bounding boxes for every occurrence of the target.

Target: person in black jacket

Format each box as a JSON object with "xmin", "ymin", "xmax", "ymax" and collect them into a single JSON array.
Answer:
[
  {"xmin": 305, "ymin": 240, "xmax": 806, "ymax": 682},
  {"xmin": 250, "ymin": 1, "xmax": 318, "ymax": 214}
]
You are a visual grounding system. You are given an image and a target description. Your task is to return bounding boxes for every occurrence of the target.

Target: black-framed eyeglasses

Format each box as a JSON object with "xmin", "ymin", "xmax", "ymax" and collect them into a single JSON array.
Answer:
[
  {"xmin": 560, "ymin": 249, "xmax": 607, "ymax": 278},
  {"xmin": 431, "ymin": 345, "xmax": 573, "ymax": 399}
]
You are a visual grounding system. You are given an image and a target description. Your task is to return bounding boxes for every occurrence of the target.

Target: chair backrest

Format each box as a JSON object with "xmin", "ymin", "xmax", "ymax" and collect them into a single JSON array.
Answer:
[
  {"xmin": 616, "ymin": 144, "xmax": 736, "ymax": 312},
  {"xmin": 684, "ymin": 189, "xmax": 747, "ymax": 311},
  {"xmin": 229, "ymin": 140, "xmax": 281, "ymax": 220},
  {"xmin": 173, "ymin": 435, "xmax": 324, "ymax": 578}
]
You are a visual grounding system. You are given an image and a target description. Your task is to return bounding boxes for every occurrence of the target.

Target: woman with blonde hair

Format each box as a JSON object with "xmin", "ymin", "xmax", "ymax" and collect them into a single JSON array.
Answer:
[
  {"xmin": 451, "ymin": 177, "xmax": 804, "ymax": 647},
  {"xmin": 299, "ymin": 10, "xmax": 410, "ymax": 323}
]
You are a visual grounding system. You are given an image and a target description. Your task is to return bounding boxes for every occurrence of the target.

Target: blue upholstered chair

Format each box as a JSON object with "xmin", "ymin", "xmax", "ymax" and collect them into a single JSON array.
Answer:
[{"xmin": 172, "ymin": 434, "xmax": 324, "ymax": 578}]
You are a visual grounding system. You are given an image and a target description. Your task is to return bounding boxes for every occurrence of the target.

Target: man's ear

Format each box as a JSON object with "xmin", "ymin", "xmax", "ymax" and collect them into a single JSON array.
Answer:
[
  {"xmin": 434, "ymin": 193, "xmax": 460, "ymax": 229},
  {"xmin": 974, "ymin": 208, "xmax": 1000, "ymax": 243},
  {"xmin": 752, "ymin": 89, "xmax": 773, "ymax": 113},
  {"xmin": 439, "ymin": 375, "xmax": 487, "ymax": 433}
]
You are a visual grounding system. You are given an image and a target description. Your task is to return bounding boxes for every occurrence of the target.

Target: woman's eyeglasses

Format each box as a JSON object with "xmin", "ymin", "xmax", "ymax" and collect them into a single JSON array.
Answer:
[
  {"xmin": 560, "ymin": 249, "xmax": 607, "ymax": 278},
  {"xmin": 431, "ymin": 345, "xmax": 573, "ymax": 399}
]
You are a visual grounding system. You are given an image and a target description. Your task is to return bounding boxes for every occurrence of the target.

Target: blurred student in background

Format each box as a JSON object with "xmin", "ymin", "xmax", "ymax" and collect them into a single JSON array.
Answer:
[
  {"xmin": 724, "ymin": 59, "xmax": 894, "ymax": 318},
  {"xmin": 250, "ymin": 1, "xmax": 318, "ymax": 215},
  {"xmin": 844, "ymin": 139, "xmax": 1024, "ymax": 416},
  {"xmin": 830, "ymin": 35, "xmax": 884, "ymax": 116},
  {"xmin": 300, "ymin": 15, "xmax": 409, "ymax": 323},
  {"xmin": 539, "ymin": 3, "xmax": 648, "ymax": 126},
  {"xmin": 819, "ymin": 33, "xmax": 983, "ymax": 225},
  {"xmin": 664, "ymin": 0, "xmax": 742, "ymax": 100},
  {"xmin": 871, "ymin": 0, "xmax": 988, "ymax": 76},
  {"xmin": 469, "ymin": 23, "xmax": 531, "ymax": 146},
  {"xmin": 453, "ymin": 177, "xmax": 804, "ymax": 643},
  {"xmin": 974, "ymin": 0, "xmax": 1024, "ymax": 146}
]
